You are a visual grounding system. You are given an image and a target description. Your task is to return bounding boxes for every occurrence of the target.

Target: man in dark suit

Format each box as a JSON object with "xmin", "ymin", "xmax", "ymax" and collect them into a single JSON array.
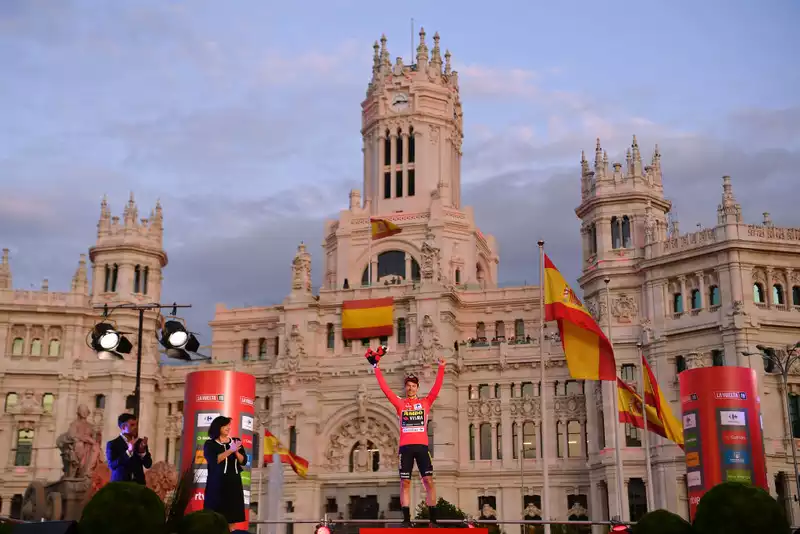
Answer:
[{"xmin": 106, "ymin": 413, "xmax": 152, "ymax": 484}]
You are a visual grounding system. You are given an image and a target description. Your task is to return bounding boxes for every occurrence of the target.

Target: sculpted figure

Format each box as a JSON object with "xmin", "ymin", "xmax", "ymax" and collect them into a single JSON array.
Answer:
[{"xmin": 57, "ymin": 404, "xmax": 101, "ymax": 478}]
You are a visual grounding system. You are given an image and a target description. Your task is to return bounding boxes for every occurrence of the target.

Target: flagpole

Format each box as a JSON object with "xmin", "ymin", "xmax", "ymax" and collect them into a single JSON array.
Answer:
[
  {"xmin": 537, "ymin": 240, "xmax": 551, "ymax": 534},
  {"xmin": 256, "ymin": 452, "xmax": 264, "ymax": 534},
  {"xmin": 604, "ymin": 276, "xmax": 626, "ymax": 521},
  {"xmin": 368, "ymin": 220, "xmax": 373, "ymax": 286},
  {"xmin": 637, "ymin": 342, "xmax": 655, "ymax": 512}
]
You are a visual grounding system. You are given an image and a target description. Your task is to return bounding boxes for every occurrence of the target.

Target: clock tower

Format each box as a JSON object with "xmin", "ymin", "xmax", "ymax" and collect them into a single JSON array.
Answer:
[{"xmin": 361, "ymin": 29, "xmax": 463, "ymax": 214}]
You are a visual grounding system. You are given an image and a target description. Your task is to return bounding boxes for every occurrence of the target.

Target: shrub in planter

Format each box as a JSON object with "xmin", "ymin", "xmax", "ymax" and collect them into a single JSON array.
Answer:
[
  {"xmin": 692, "ymin": 482, "xmax": 789, "ymax": 534},
  {"xmin": 79, "ymin": 481, "xmax": 166, "ymax": 534},
  {"xmin": 632, "ymin": 510, "xmax": 694, "ymax": 534},
  {"xmin": 177, "ymin": 510, "xmax": 228, "ymax": 534},
  {"xmin": 415, "ymin": 497, "xmax": 469, "ymax": 528}
]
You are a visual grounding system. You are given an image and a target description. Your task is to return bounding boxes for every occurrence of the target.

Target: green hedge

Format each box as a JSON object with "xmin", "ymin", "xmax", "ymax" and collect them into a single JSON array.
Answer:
[
  {"xmin": 79, "ymin": 482, "xmax": 166, "ymax": 534},
  {"xmin": 693, "ymin": 482, "xmax": 789, "ymax": 534}
]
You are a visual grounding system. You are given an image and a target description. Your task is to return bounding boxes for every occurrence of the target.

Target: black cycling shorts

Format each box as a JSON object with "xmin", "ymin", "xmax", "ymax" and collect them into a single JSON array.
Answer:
[{"xmin": 399, "ymin": 444, "xmax": 433, "ymax": 479}]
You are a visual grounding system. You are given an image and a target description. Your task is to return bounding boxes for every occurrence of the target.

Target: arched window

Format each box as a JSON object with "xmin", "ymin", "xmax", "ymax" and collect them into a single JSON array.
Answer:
[
  {"xmin": 326, "ymin": 324, "xmax": 335, "ymax": 350},
  {"xmin": 95, "ymin": 394, "xmax": 106, "ymax": 409},
  {"xmin": 289, "ymin": 426, "xmax": 297, "ymax": 454},
  {"xmin": 5, "ymin": 392, "xmax": 18, "ymax": 412},
  {"xmin": 30, "ymin": 339, "xmax": 42, "ymax": 357},
  {"xmin": 556, "ymin": 421, "xmax": 565, "ymax": 458},
  {"xmin": 495, "ymin": 423, "xmax": 503, "ymax": 460},
  {"xmin": 773, "ymin": 284, "xmax": 784, "ymax": 305},
  {"xmin": 709, "ymin": 285, "xmax": 721, "ymax": 307},
  {"xmin": 690, "ymin": 289, "xmax": 701, "ymax": 310},
  {"xmin": 522, "ymin": 421, "xmax": 536, "ymax": 459},
  {"xmin": 133, "ymin": 265, "xmax": 141, "ymax": 293},
  {"xmin": 125, "ymin": 395, "xmax": 136, "ymax": 412},
  {"xmin": 514, "ymin": 319, "xmax": 525, "ymax": 340},
  {"xmin": 104, "ymin": 264, "xmax": 111, "ymax": 292},
  {"xmin": 361, "ymin": 250, "xmax": 420, "ymax": 285},
  {"xmin": 676, "ymin": 355, "xmax": 687, "ymax": 374},
  {"xmin": 42, "ymin": 393, "xmax": 55, "ymax": 413},
  {"xmin": 610, "ymin": 216, "xmax": 632, "ymax": 249},
  {"xmin": 611, "ymin": 217, "xmax": 621, "ymax": 249},
  {"xmin": 143, "ymin": 267, "xmax": 149, "ymax": 295},
  {"xmin": 48, "ymin": 339, "xmax": 60, "ymax": 357},
  {"xmin": 512, "ymin": 422, "xmax": 519, "ymax": 460},
  {"xmin": 627, "ymin": 478, "xmax": 648, "ymax": 522},
  {"xmin": 793, "ymin": 286, "xmax": 800, "ymax": 306},
  {"xmin": 242, "ymin": 340, "xmax": 250, "ymax": 360},
  {"xmin": 396, "ymin": 127, "xmax": 403, "ymax": 164},
  {"xmin": 494, "ymin": 321, "xmax": 505, "ymax": 340},
  {"xmin": 479, "ymin": 423, "xmax": 492, "ymax": 460},
  {"xmin": 476, "ymin": 322, "xmax": 486, "ymax": 340},
  {"xmin": 258, "ymin": 338, "xmax": 267, "ymax": 359},
  {"xmin": 349, "ymin": 441, "xmax": 380, "ymax": 472},
  {"xmin": 754, "ymin": 283, "xmax": 765, "ymax": 303},
  {"xmin": 383, "ymin": 131, "xmax": 391, "ymax": 166},
  {"xmin": 15, "ymin": 429, "xmax": 34, "ymax": 466},
  {"xmin": 110, "ymin": 264, "xmax": 119, "ymax": 292},
  {"xmin": 397, "ymin": 318, "xmax": 407, "ymax": 344},
  {"xmin": 567, "ymin": 421, "xmax": 581, "ymax": 457},
  {"xmin": 673, "ymin": 293, "xmax": 683, "ymax": 314},
  {"xmin": 408, "ymin": 126, "xmax": 415, "ymax": 163},
  {"xmin": 589, "ymin": 223, "xmax": 598, "ymax": 255},
  {"xmin": 469, "ymin": 424, "xmax": 475, "ymax": 461},
  {"xmin": 11, "ymin": 337, "xmax": 24, "ymax": 355},
  {"xmin": 454, "ymin": 268, "xmax": 461, "ymax": 284},
  {"xmin": 493, "ymin": 384, "xmax": 501, "ymax": 398},
  {"xmin": 621, "ymin": 215, "xmax": 632, "ymax": 248}
]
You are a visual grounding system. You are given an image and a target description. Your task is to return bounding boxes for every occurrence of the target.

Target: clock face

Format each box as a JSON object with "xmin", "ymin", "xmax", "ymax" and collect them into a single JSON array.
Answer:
[{"xmin": 391, "ymin": 93, "xmax": 409, "ymax": 111}]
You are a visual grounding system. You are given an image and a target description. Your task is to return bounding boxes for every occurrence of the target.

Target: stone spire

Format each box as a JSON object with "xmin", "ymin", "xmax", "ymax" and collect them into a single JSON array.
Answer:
[
  {"xmin": 416, "ymin": 27, "xmax": 429, "ymax": 70},
  {"xmin": 290, "ymin": 242, "xmax": 312, "ymax": 299},
  {"xmin": 0, "ymin": 248, "xmax": 11, "ymax": 290},
  {"xmin": 429, "ymin": 32, "xmax": 442, "ymax": 77},
  {"xmin": 123, "ymin": 192, "xmax": 138, "ymax": 228},
  {"xmin": 71, "ymin": 254, "xmax": 89, "ymax": 294},
  {"xmin": 630, "ymin": 135, "xmax": 643, "ymax": 177},
  {"xmin": 717, "ymin": 175, "xmax": 742, "ymax": 224},
  {"xmin": 594, "ymin": 138, "xmax": 606, "ymax": 180},
  {"xmin": 380, "ymin": 34, "xmax": 390, "ymax": 73},
  {"xmin": 98, "ymin": 194, "xmax": 111, "ymax": 237}
]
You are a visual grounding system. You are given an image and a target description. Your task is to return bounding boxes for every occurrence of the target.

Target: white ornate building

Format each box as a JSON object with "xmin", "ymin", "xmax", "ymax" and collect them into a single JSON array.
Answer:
[{"xmin": 2, "ymin": 29, "xmax": 800, "ymax": 532}]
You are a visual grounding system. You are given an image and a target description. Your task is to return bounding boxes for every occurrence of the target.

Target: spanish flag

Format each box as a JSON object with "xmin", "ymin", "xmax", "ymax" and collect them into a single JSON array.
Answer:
[
  {"xmin": 543, "ymin": 255, "xmax": 616, "ymax": 381},
  {"xmin": 617, "ymin": 379, "xmax": 684, "ymax": 450},
  {"xmin": 371, "ymin": 218, "xmax": 402, "ymax": 240},
  {"xmin": 641, "ymin": 355, "xmax": 684, "ymax": 447},
  {"xmin": 341, "ymin": 297, "xmax": 394, "ymax": 340},
  {"xmin": 263, "ymin": 430, "xmax": 310, "ymax": 478}
]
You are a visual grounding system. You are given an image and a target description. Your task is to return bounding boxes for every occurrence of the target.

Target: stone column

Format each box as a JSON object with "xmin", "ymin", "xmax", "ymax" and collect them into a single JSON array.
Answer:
[
  {"xmin": 678, "ymin": 275, "xmax": 687, "ymax": 314},
  {"xmin": 696, "ymin": 271, "xmax": 705, "ymax": 310},
  {"xmin": 377, "ymin": 134, "xmax": 386, "ymax": 203},
  {"xmin": 389, "ymin": 132, "xmax": 398, "ymax": 198},
  {"xmin": 501, "ymin": 386, "xmax": 513, "ymax": 464},
  {"xmin": 766, "ymin": 267, "xmax": 774, "ymax": 308},
  {"xmin": 401, "ymin": 132, "xmax": 409, "ymax": 196}
]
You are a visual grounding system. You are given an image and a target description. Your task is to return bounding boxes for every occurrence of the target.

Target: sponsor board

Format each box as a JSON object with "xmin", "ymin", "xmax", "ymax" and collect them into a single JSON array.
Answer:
[
  {"xmin": 683, "ymin": 413, "xmax": 697, "ymax": 430},
  {"xmin": 719, "ymin": 410, "xmax": 746, "ymax": 427},
  {"xmin": 243, "ymin": 489, "xmax": 251, "ymax": 506},
  {"xmin": 686, "ymin": 452, "xmax": 700, "ymax": 468},
  {"xmin": 721, "ymin": 430, "xmax": 747, "ymax": 446},
  {"xmin": 241, "ymin": 414, "xmax": 254, "ymax": 432},
  {"xmin": 196, "ymin": 394, "xmax": 224, "ymax": 402},
  {"xmin": 240, "ymin": 396, "xmax": 255, "ymax": 407},
  {"xmin": 194, "ymin": 449, "xmax": 206, "ymax": 465},
  {"xmin": 687, "ymin": 471, "xmax": 702, "ymax": 487},
  {"xmin": 193, "ymin": 491, "xmax": 205, "ymax": 501},
  {"xmin": 197, "ymin": 412, "xmax": 221, "ymax": 428},
  {"xmin": 726, "ymin": 469, "xmax": 752, "ymax": 483},
  {"xmin": 723, "ymin": 449, "xmax": 750, "ymax": 466},
  {"xmin": 194, "ymin": 468, "xmax": 208, "ymax": 484}
]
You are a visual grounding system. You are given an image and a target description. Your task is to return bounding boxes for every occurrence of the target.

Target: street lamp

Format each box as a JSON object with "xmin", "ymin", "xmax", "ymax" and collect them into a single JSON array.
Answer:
[
  {"xmin": 742, "ymin": 341, "xmax": 800, "ymax": 510},
  {"xmin": 88, "ymin": 302, "xmax": 206, "ymax": 419}
]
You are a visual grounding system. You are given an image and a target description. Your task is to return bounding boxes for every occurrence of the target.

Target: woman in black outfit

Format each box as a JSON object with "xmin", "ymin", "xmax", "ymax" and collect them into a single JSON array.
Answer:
[{"xmin": 203, "ymin": 416, "xmax": 248, "ymax": 530}]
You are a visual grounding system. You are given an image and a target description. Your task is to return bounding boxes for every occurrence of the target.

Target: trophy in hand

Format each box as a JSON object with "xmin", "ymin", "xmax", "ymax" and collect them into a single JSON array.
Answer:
[{"xmin": 365, "ymin": 345, "xmax": 388, "ymax": 368}]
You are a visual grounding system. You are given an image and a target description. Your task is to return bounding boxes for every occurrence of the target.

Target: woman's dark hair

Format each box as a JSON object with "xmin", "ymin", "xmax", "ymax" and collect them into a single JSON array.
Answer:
[{"xmin": 207, "ymin": 416, "xmax": 232, "ymax": 440}]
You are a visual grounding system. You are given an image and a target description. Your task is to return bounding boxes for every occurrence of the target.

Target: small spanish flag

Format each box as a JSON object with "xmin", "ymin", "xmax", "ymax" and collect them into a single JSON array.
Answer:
[
  {"xmin": 263, "ymin": 430, "xmax": 310, "ymax": 478},
  {"xmin": 543, "ymin": 254, "xmax": 616, "ymax": 381},
  {"xmin": 371, "ymin": 218, "xmax": 402, "ymax": 240},
  {"xmin": 617, "ymin": 379, "xmax": 684, "ymax": 450},
  {"xmin": 341, "ymin": 297, "xmax": 394, "ymax": 340},
  {"xmin": 641, "ymin": 356, "xmax": 684, "ymax": 447}
]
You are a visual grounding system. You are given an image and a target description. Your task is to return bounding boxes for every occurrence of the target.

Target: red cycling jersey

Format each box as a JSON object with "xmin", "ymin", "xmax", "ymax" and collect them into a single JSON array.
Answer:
[{"xmin": 374, "ymin": 363, "xmax": 445, "ymax": 447}]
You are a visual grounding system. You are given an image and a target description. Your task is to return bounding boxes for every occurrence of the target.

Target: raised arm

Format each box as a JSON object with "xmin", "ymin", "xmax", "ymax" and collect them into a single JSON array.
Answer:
[
  {"xmin": 374, "ymin": 366, "xmax": 403, "ymax": 410},
  {"xmin": 426, "ymin": 361, "xmax": 446, "ymax": 405}
]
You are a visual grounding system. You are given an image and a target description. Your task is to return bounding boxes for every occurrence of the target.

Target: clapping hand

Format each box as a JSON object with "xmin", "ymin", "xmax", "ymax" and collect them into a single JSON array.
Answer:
[
  {"xmin": 230, "ymin": 438, "xmax": 242, "ymax": 449},
  {"xmin": 137, "ymin": 437, "xmax": 148, "ymax": 454}
]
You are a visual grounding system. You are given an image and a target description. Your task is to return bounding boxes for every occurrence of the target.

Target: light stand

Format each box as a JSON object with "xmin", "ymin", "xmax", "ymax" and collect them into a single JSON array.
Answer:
[
  {"xmin": 89, "ymin": 302, "xmax": 198, "ymax": 419},
  {"xmin": 743, "ymin": 341, "xmax": 800, "ymax": 513}
]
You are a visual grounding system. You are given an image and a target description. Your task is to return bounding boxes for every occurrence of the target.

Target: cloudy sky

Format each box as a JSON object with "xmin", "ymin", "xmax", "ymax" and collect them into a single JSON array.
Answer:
[{"xmin": 1, "ymin": 0, "xmax": 798, "ymax": 345}]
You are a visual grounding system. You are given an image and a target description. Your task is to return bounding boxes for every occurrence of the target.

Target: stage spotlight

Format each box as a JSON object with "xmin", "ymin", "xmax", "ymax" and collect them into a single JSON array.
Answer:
[
  {"xmin": 157, "ymin": 316, "xmax": 202, "ymax": 360},
  {"xmin": 314, "ymin": 524, "xmax": 331, "ymax": 534},
  {"xmin": 610, "ymin": 522, "xmax": 631, "ymax": 533},
  {"xmin": 88, "ymin": 322, "xmax": 133, "ymax": 359}
]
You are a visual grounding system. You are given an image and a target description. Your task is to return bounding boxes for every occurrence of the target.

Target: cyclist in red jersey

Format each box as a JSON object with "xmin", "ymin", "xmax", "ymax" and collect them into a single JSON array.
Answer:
[{"xmin": 372, "ymin": 352, "xmax": 445, "ymax": 527}]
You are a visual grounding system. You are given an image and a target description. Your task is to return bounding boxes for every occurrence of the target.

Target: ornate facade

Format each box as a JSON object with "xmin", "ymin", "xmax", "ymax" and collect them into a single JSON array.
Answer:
[{"xmin": 2, "ymin": 29, "xmax": 800, "ymax": 533}]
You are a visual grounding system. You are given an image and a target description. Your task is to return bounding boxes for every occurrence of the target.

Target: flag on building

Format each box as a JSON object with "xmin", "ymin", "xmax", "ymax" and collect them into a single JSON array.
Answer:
[
  {"xmin": 617, "ymin": 379, "xmax": 684, "ymax": 450},
  {"xmin": 341, "ymin": 297, "xmax": 394, "ymax": 340},
  {"xmin": 641, "ymin": 355, "xmax": 684, "ymax": 447},
  {"xmin": 543, "ymin": 254, "xmax": 616, "ymax": 381},
  {"xmin": 263, "ymin": 430, "xmax": 310, "ymax": 478},
  {"xmin": 371, "ymin": 218, "xmax": 402, "ymax": 240}
]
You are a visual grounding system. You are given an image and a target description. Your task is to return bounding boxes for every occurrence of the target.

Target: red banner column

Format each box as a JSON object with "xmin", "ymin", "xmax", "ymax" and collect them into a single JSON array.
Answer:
[
  {"xmin": 679, "ymin": 366, "xmax": 768, "ymax": 520},
  {"xmin": 181, "ymin": 370, "xmax": 256, "ymax": 530}
]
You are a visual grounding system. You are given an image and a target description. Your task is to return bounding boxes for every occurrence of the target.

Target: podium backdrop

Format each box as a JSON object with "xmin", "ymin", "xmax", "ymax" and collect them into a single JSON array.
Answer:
[
  {"xmin": 679, "ymin": 366, "xmax": 767, "ymax": 519},
  {"xmin": 181, "ymin": 370, "xmax": 256, "ymax": 530}
]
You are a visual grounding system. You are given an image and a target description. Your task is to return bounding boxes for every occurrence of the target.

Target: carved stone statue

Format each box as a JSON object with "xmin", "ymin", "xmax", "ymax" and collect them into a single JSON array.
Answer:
[
  {"xmin": 56, "ymin": 404, "xmax": 101, "ymax": 479},
  {"xmin": 685, "ymin": 352, "xmax": 706, "ymax": 370},
  {"xmin": 420, "ymin": 231, "xmax": 441, "ymax": 282},
  {"xmin": 145, "ymin": 461, "xmax": 179, "ymax": 502},
  {"xmin": 523, "ymin": 502, "xmax": 542, "ymax": 518},
  {"xmin": 356, "ymin": 383, "xmax": 369, "ymax": 422},
  {"xmin": 644, "ymin": 202, "xmax": 656, "ymax": 244},
  {"xmin": 567, "ymin": 501, "xmax": 589, "ymax": 519},
  {"xmin": 284, "ymin": 324, "xmax": 304, "ymax": 373},
  {"xmin": 611, "ymin": 294, "xmax": 639, "ymax": 324},
  {"xmin": 415, "ymin": 314, "xmax": 442, "ymax": 365},
  {"xmin": 291, "ymin": 242, "xmax": 312, "ymax": 293}
]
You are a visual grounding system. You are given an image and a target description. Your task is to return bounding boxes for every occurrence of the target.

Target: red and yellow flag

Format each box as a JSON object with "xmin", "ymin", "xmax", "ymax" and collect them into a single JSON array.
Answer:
[
  {"xmin": 371, "ymin": 218, "xmax": 402, "ymax": 240},
  {"xmin": 263, "ymin": 430, "xmax": 310, "ymax": 478},
  {"xmin": 641, "ymin": 355, "xmax": 684, "ymax": 447},
  {"xmin": 617, "ymin": 379, "xmax": 684, "ymax": 450},
  {"xmin": 341, "ymin": 297, "xmax": 394, "ymax": 340},
  {"xmin": 543, "ymin": 254, "xmax": 616, "ymax": 381}
]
